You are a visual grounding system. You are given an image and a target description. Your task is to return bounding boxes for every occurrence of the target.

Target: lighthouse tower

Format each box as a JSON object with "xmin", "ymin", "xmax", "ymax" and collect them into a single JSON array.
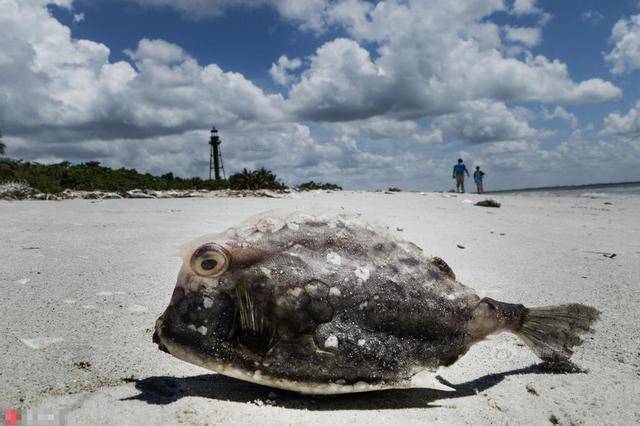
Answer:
[{"xmin": 208, "ymin": 126, "xmax": 225, "ymax": 180}]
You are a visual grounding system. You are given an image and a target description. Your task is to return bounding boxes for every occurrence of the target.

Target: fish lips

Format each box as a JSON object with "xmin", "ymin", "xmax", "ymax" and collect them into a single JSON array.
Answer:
[{"xmin": 152, "ymin": 317, "xmax": 170, "ymax": 354}]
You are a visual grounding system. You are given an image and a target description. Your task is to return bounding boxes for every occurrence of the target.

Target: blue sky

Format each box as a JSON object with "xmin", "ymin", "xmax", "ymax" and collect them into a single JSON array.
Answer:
[{"xmin": 2, "ymin": 0, "xmax": 640, "ymax": 190}]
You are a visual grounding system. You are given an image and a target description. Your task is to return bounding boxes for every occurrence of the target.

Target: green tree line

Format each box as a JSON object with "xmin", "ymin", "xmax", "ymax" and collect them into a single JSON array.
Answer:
[{"xmin": 0, "ymin": 149, "xmax": 341, "ymax": 195}]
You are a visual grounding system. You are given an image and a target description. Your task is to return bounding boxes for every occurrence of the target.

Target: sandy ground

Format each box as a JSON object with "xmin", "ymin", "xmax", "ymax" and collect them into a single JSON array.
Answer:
[{"xmin": 1, "ymin": 191, "xmax": 639, "ymax": 425}]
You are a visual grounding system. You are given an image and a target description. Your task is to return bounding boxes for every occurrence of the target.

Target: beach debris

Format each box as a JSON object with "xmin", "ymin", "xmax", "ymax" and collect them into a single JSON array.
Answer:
[
  {"xmin": 19, "ymin": 337, "xmax": 64, "ymax": 350},
  {"xmin": 457, "ymin": 244, "xmax": 465, "ymax": 249},
  {"xmin": 153, "ymin": 210, "xmax": 600, "ymax": 395},
  {"xmin": 580, "ymin": 192, "xmax": 607, "ymax": 199},
  {"xmin": 396, "ymin": 227, "xmax": 404, "ymax": 231},
  {"xmin": 526, "ymin": 383, "xmax": 539, "ymax": 396},
  {"xmin": 461, "ymin": 199, "xmax": 474, "ymax": 204},
  {"xmin": 74, "ymin": 361, "xmax": 92, "ymax": 370},
  {"xmin": 15, "ymin": 278, "xmax": 29, "ymax": 285},
  {"xmin": 0, "ymin": 181, "xmax": 35, "ymax": 200},
  {"xmin": 32, "ymin": 193, "xmax": 60, "ymax": 200},
  {"xmin": 96, "ymin": 291, "xmax": 114, "ymax": 296},
  {"xmin": 126, "ymin": 189, "xmax": 155, "ymax": 199},
  {"xmin": 603, "ymin": 202, "xmax": 613, "ymax": 205},
  {"xmin": 4, "ymin": 188, "xmax": 298, "ymax": 201},
  {"xmin": 586, "ymin": 251, "xmax": 617, "ymax": 259},
  {"xmin": 474, "ymin": 199, "xmax": 501, "ymax": 208},
  {"xmin": 388, "ymin": 187, "xmax": 402, "ymax": 192},
  {"xmin": 549, "ymin": 414, "xmax": 559, "ymax": 425},
  {"xmin": 103, "ymin": 192, "xmax": 123, "ymax": 199}
]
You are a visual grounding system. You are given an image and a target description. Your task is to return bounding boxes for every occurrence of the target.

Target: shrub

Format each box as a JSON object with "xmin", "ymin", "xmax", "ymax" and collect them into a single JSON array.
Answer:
[
  {"xmin": 0, "ymin": 160, "xmax": 235, "ymax": 193},
  {"xmin": 296, "ymin": 181, "xmax": 342, "ymax": 191},
  {"xmin": 228, "ymin": 168, "xmax": 287, "ymax": 190}
]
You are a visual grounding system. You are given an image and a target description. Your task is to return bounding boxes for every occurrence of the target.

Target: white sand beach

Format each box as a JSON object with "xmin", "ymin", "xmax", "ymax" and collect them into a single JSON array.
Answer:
[{"xmin": 1, "ymin": 191, "xmax": 639, "ymax": 425}]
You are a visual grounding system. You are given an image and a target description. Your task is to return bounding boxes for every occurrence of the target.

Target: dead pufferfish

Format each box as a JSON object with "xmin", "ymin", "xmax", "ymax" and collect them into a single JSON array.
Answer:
[{"xmin": 153, "ymin": 210, "xmax": 600, "ymax": 394}]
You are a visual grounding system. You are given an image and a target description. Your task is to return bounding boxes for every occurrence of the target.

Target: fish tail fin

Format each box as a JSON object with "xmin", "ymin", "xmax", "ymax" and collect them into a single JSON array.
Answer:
[{"xmin": 517, "ymin": 304, "xmax": 600, "ymax": 362}]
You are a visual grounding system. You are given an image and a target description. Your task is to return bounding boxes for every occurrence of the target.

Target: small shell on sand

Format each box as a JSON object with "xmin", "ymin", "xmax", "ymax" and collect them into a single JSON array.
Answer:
[
  {"xmin": 19, "ymin": 337, "xmax": 64, "ymax": 350},
  {"xmin": 128, "ymin": 304, "xmax": 148, "ymax": 313}
]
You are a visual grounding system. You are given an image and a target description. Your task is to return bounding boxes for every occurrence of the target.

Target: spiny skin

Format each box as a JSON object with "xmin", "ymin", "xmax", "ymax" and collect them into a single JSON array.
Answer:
[{"xmin": 154, "ymin": 211, "xmax": 485, "ymax": 389}]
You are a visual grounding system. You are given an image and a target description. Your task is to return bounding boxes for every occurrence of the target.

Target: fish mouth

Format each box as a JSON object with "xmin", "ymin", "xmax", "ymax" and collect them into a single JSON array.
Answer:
[{"xmin": 152, "ymin": 317, "xmax": 170, "ymax": 354}]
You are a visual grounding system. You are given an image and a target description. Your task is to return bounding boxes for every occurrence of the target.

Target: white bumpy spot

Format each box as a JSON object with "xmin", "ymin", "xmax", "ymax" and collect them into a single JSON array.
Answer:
[
  {"xmin": 357, "ymin": 339, "xmax": 366, "ymax": 346},
  {"xmin": 359, "ymin": 301, "xmax": 368, "ymax": 310},
  {"xmin": 203, "ymin": 296, "xmax": 214, "ymax": 308},
  {"xmin": 256, "ymin": 218, "xmax": 285, "ymax": 233},
  {"xmin": 260, "ymin": 267, "xmax": 272, "ymax": 278},
  {"xmin": 326, "ymin": 252, "xmax": 342, "ymax": 266},
  {"xmin": 354, "ymin": 267, "xmax": 370, "ymax": 282},
  {"xmin": 324, "ymin": 335, "xmax": 339, "ymax": 348},
  {"xmin": 286, "ymin": 222, "xmax": 300, "ymax": 231},
  {"xmin": 329, "ymin": 287, "xmax": 342, "ymax": 297},
  {"xmin": 197, "ymin": 326, "xmax": 208, "ymax": 335},
  {"xmin": 288, "ymin": 287, "xmax": 303, "ymax": 298}
]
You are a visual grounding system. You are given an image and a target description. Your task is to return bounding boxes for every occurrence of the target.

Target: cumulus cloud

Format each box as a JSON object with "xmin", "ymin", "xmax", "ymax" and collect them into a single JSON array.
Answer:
[
  {"xmin": 511, "ymin": 0, "xmax": 541, "ymax": 15},
  {"xmin": 285, "ymin": 1, "xmax": 619, "ymax": 122},
  {"xmin": 434, "ymin": 101, "xmax": 545, "ymax": 144},
  {"xmin": 605, "ymin": 14, "xmax": 640, "ymax": 74},
  {"xmin": 503, "ymin": 25, "xmax": 542, "ymax": 47},
  {"xmin": 541, "ymin": 106, "xmax": 579, "ymax": 128},
  {"xmin": 0, "ymin": 0, "xmax": 285, "ymax": 142},
  {"xmin": 128, "ymin": 0, "xmax": 330, "ymax": 29},
  {"xmin": 327, "ymin": 117, "xmax": 443, "ymax": 148},
  {"xmin": 602, "ymin": 102, "xmax": 640, "ymax": 137},
  {"xmin": 269, "ymin": 55, "xmax": 302, "ymax": 86}
]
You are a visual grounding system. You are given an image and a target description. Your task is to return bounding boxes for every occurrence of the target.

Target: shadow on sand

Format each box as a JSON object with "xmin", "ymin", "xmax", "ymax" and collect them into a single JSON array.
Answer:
[{"xmin": 122, "ymin": 362, "xmax": 584, "ymax": 410}]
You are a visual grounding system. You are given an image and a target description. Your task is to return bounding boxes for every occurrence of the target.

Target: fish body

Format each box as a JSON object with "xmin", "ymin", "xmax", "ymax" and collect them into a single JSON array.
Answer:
[{"xmin": 153, "ymin": 211, "xmax": 599, "ymax": 394}]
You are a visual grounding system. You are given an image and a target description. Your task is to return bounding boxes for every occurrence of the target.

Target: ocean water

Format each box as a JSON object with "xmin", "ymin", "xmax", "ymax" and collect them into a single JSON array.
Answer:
[{"xmin": 492, "ymin": 182, "xmax": 640, "ymax": 197}]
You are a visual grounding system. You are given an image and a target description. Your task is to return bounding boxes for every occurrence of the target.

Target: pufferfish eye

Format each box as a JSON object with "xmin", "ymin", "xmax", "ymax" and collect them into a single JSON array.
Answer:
[{"xmin": 191, "ymin": 243, "xmax": 231, "ymax": 277}]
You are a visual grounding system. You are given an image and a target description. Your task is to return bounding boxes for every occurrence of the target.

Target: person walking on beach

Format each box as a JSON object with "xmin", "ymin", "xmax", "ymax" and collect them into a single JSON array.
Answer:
[
  {"xmin": 474, "ymin": 166, "xmax": 485, "ymax": 194},
  {"xmin": 452, "ymin": 158, "xmax": 470, "ymax": 193}
]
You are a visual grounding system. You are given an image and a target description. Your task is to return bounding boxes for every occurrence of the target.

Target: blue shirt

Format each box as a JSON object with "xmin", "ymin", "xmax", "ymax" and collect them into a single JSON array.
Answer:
[
  {"xmin": 474, "ymin": 170, "xmax": 484, "ymax": 183},
  {"xmin": 453, "ymin": 164, "xmax": 466, "ymax": 176}
]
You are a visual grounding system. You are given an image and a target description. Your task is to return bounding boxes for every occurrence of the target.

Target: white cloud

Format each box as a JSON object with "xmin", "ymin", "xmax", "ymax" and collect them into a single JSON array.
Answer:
[
  {"xmin": 602, "ymin": 102, "xmax": 640, "ymax": 137},
  {"xmin": 0, "ymin": 0, "xmax": 286, "ymax": 138},
  {"xmin": 73, "ymin": 12, "xmax": 85, "ymax": 23},
  {"xmin": 541, "ymin": 106, "xmax": 578, "ymax": 128},
  {"xmin": 434, "ymin": 101, "xmax": 545, "ymax": 143},
  {"xmin": 128, "ymin": 0, "xmax": 330, "ymax": 30},
  {"xmin": 269, "ymin": 55, "xmax": 302, "ymax": 86},
  {"xmin": 581, "ymin": 10, "xmax": 604, "ymax": 25},
  {"xmin": 285, "ymin": 1, "xmax": 619, "ymax": 122},
  {"xmin": 125, "ymin": 38, "xmax": 187, "ymax": 64},
  {"xmin": 326, "ymin": 117, "xmax": 443, "ymax": 148},
  {"xmin": 503, "ymin": 25, "xmax": 542, "ymax": 47},
  {"xmin": 605, "ymin": 14, "xmax": 640, "ymax": 74},
  {"xmin": 511, "ymin": 0, "xmax": 541, "ymax": 15}
]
